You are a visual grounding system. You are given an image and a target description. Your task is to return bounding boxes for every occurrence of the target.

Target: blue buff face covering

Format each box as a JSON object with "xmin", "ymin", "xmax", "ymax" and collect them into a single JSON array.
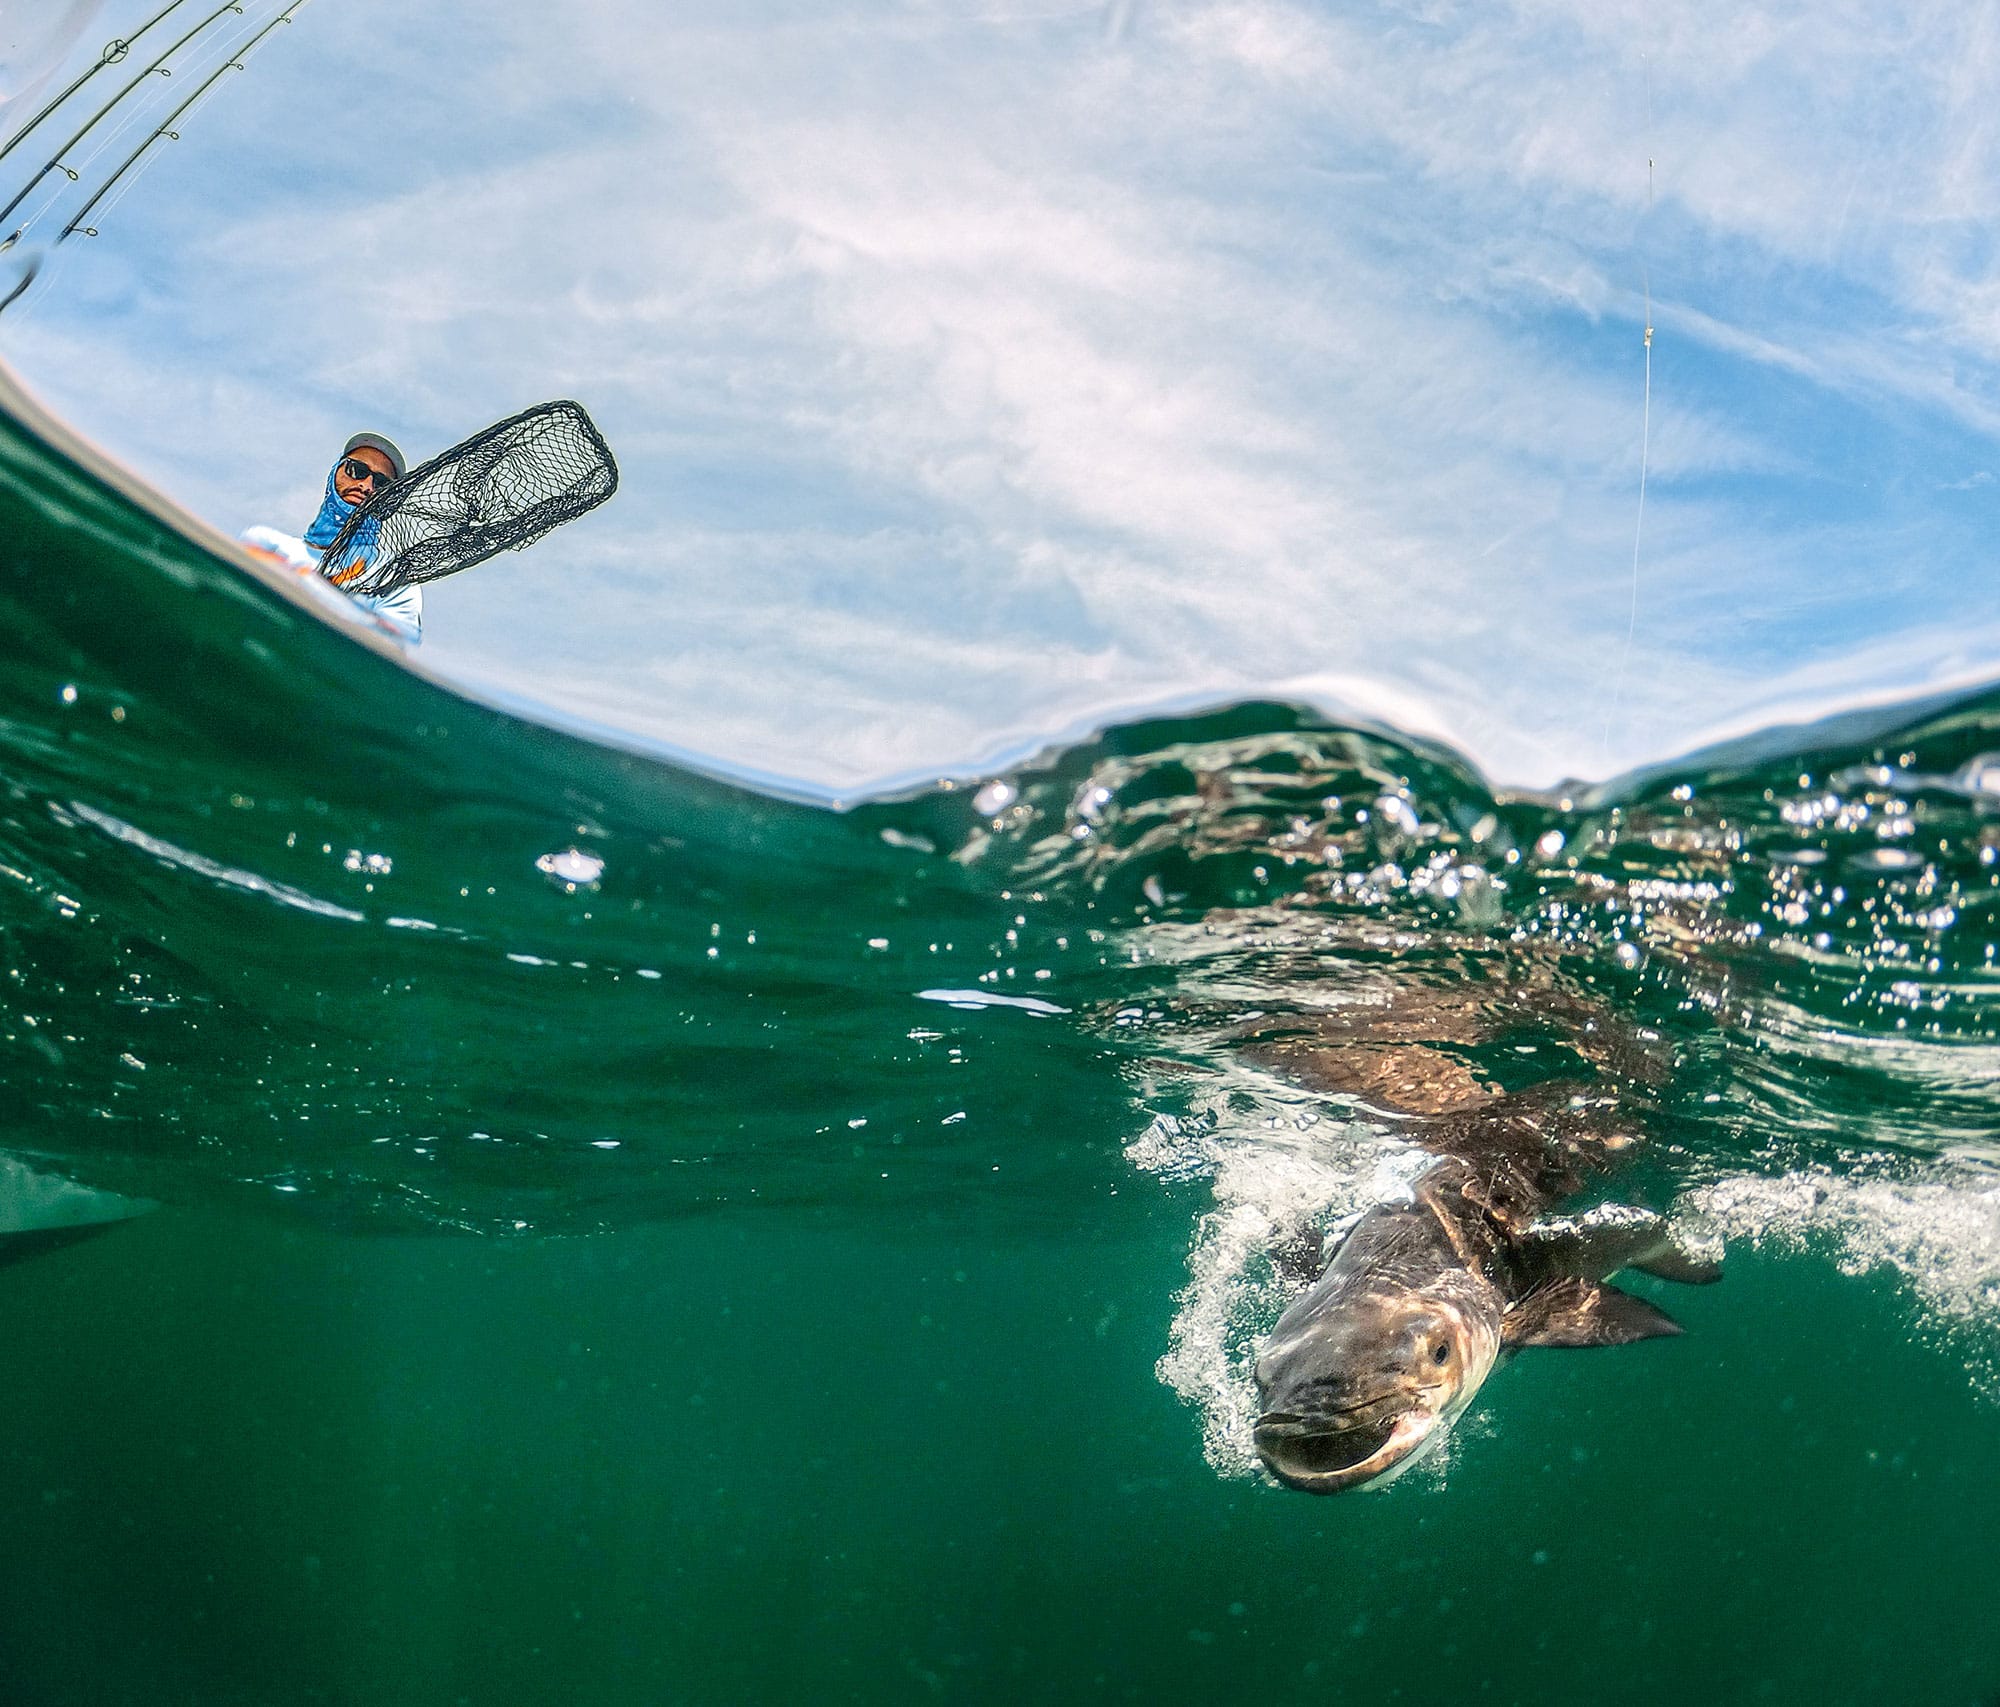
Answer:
[{"xmin": 302, "ymin": 460, "xmax": 382, "ymax": 578}]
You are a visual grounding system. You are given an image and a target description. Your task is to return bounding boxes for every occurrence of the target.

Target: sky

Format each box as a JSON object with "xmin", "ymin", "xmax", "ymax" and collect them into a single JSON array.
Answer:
[{"xmin": 2, "ymin": 0, "xmax": 1998, "ymax": 795}]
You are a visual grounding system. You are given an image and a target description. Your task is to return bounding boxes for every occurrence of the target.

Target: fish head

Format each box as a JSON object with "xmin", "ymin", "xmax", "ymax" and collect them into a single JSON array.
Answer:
[{"xmin": 1252, "ymin": 1277, "xmax": 1502, "ymax": 1493}]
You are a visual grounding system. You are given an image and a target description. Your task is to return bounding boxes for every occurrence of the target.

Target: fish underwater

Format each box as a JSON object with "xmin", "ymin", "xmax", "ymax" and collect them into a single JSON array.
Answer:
[
  {"xmin": 1224, "ymin": 955, "xmax": 1722, "ymax": 1491},
  {"xmin": 1247, "ymin": 1069, "xmax": 1722, "ymax": 1493},
  {"xmin": 1016, "ymin": 693, "xmax": 2000, "ymax": 1500}
]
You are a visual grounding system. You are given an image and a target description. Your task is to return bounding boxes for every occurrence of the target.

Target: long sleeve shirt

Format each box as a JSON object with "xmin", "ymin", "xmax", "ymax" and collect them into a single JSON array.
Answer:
[{"xmin": 239, "ymin": 525, "xmax": 424, "ymax": 644}]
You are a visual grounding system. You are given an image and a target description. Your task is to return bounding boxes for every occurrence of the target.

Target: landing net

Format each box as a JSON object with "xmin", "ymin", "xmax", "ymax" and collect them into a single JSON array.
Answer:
[{"xmin": 319, "ymin": 399, "xmax": 618, "ymax": 597}]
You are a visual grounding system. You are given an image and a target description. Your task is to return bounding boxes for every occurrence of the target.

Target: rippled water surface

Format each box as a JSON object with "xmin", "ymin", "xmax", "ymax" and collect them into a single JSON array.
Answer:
[{"xmin": 2, "ymin": 388, "xmax": 1998, "ymax": 1703}]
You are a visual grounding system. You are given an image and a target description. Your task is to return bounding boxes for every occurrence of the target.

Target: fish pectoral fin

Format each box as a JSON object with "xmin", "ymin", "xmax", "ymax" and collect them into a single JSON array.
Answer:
[
  {"xmin": 1630, "ymin": 1244, "xmax": 1723, "ymax": 1286},
  {"xmin": 1516, "ymin": 1213, "xmax": 1651, "ymax": 1282},
  {"xmin": 1503, "ymin": 1278, "xmax": 1684, "ymax": 1348},
  {"xmin": 0, "ymin": 1156, "xmax": 154, "ymax": 1272},
  {"xmin": 1518, "ymin": 1205, "xmax": 1723, "ymax": 1287}
]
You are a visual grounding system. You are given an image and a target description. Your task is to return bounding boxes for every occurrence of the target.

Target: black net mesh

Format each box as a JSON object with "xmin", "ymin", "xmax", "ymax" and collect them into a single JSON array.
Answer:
[{"xmin": 318, "ymin": 399, "xmax": 618, "ymax": 597}]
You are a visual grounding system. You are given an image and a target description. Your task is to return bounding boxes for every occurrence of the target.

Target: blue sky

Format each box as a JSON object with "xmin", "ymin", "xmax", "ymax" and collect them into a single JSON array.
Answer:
[{"xmin": 3, "ymin": 0, "xmax": 1998, "ymax": 792}]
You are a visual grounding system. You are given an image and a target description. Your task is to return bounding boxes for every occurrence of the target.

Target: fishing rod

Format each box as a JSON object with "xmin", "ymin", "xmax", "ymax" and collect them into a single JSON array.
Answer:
[
  {"xmin": 0, "ymin": 1, "xmax": 186, "ymax": 175},
  {"xmin": 0, "ymin": 0, "xmax": 249, "ymax": 240},
  {"xmin": 61, "ymin": 0, "xmax": 311, "ymax": 243}
]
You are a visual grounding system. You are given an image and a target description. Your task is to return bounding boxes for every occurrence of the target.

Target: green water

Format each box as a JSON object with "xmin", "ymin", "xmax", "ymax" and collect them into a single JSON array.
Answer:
[
  {"xmin": 3, "ymin": 1211, "xmax": 1996, "ymax": 1703},
  {"xmin": 1, "ymin": 379, "xmax": 1998, "ymax": 1703}
]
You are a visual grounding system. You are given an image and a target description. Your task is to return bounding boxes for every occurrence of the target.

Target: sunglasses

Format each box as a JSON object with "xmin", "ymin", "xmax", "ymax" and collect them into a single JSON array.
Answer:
[{"xmin": 339, "ymin": 457, "xmax": 395, "ymax": 491}]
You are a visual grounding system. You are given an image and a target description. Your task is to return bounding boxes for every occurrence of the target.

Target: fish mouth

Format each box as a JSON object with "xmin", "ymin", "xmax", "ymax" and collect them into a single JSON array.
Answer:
[{"xmin": 1253, "ymin": 1405, "xmax": 1439, "ymax": 1494}]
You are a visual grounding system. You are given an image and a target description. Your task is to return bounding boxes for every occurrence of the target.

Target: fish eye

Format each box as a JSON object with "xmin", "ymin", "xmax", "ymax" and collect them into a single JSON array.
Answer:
[{"xmin": 1431, "ymin": 1342, "xmax": 1450, "ymax": 1365}]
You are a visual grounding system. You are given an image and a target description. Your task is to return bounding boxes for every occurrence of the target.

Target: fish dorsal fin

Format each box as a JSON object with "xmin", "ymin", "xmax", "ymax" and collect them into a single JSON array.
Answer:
[
  {"xmin": 1630, "ymin": 1243, "xmax": 1723, "ymax": 1287},
  {"xmin": 1270, "ymin": 1209, "xmax": 1366, "ymax": 1288},
  {"xmin": 1504, "ymin": 1277, "xmax": 1684, "ymax": 1348},
  {"xmin": 1319, "ymin": 1210, "xmax": 1363, "ymax": 1264}
]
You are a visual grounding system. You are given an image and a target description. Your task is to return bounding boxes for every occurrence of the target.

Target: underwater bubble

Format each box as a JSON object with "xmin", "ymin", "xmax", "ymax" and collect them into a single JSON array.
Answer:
[
  {"xmin": 1953, "ymin": 754, "xmax": 2000, "ymax": 797},
  {"xmin": 1832, "ymin": 765, "xmax": 1901, "ymax": 790},
  {"xmin": 1372, "ymin": 793, "xmax": 1421, "ymax": 836},
  {"xmin": 972, "ymin": 780, "xmax": 1017, "ymax": 816},
  {"xmin": 1851, "ymin": 847, "xmax": 1923, "ymax": 872},
  {"xmin": 536, "ymin": 848, "xmax": 604, "ymax": 885},
  {"xmin": 1689, "ymin": 1166, "xmax": 2000, "ymax": 1393},
  {"xmin": 1452, "ymin": 864, "xmax": 1503, "ymax": 924},
  {"xmin": 1073, "ymin": 784, "xmax": 1113, "ymax": 822}
]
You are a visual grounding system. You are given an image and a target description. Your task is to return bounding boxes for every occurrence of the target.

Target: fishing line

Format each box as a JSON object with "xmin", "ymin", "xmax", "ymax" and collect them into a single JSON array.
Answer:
[
  {"xmin": 0, "ymin": 1, "xmax": 186, "ymax": 176},
  {"xmin": 0, "ymin": 0, "xmax": 248, "ymax": 240},
  {"xmin": 62, "ymin": 0, "xmax": 312, "ymax": 243}
]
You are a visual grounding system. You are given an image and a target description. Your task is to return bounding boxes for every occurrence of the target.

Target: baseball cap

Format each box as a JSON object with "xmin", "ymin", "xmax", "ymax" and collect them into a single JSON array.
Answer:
[{"xmin": 342, "ymin": 431, "xmax": 407, "ymax": 480}]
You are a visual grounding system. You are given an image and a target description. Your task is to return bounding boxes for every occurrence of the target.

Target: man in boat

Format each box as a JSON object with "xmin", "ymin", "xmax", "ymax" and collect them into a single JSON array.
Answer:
[{"xmin": 240, "ymin": 431, "xmax": 424, "ymax": 643}]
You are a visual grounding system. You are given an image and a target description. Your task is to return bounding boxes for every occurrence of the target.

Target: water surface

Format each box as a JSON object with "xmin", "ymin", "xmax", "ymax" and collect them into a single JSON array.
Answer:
[{"xmin": 1, "ymin": 376, "xmax": 1997, "ymax": 1703}]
